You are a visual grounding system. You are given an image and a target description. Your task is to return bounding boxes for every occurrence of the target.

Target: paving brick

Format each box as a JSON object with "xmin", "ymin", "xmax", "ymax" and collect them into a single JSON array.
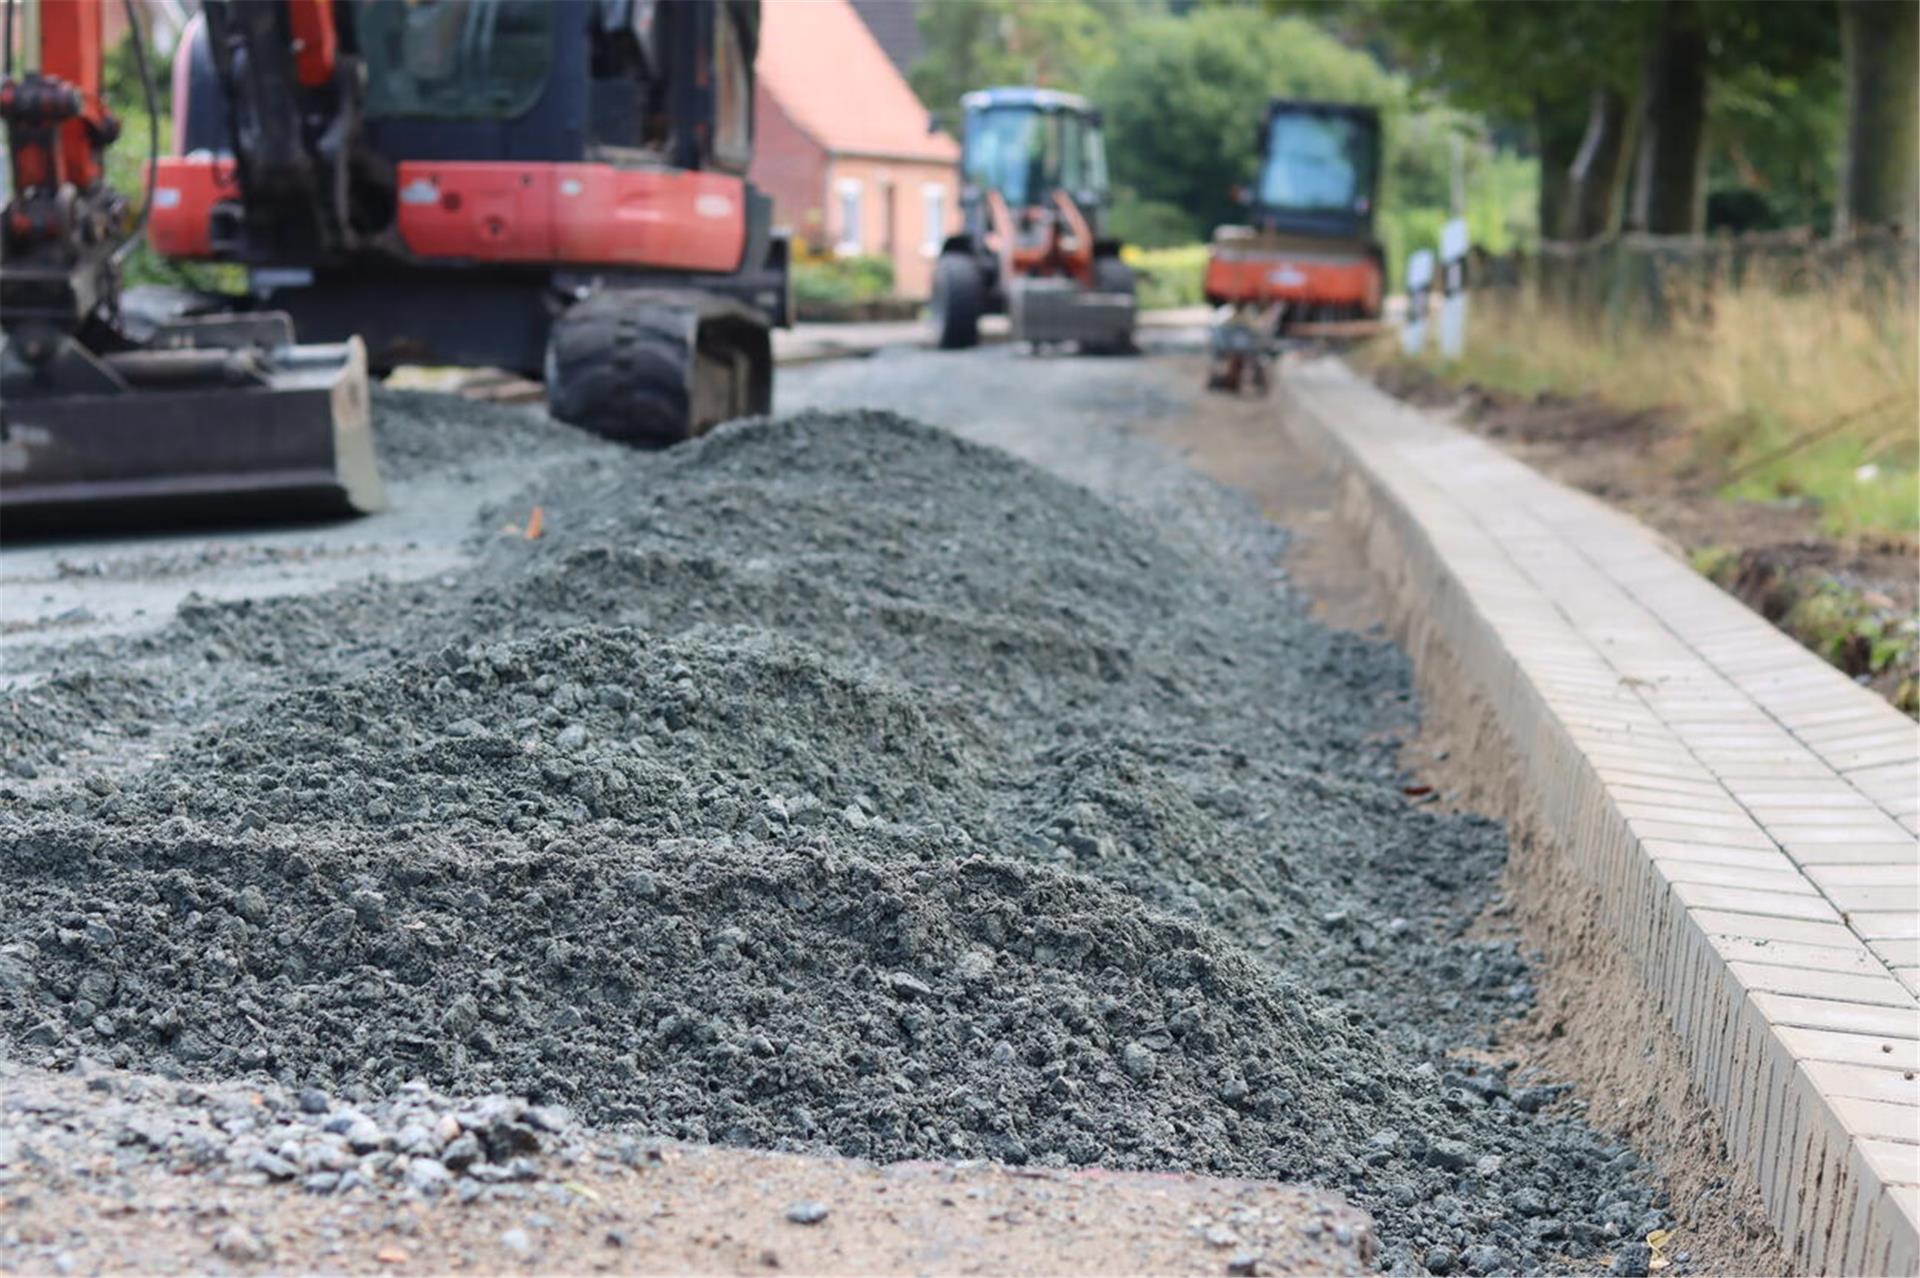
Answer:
[
  {"xmin": 1690, "ymin": 909, "xmax": 1860, "ymax": 950},
  {"xmin": 1752, "ymin": 992, "xmax": 1920, "ymax": 1040},
  {"xmin": 1672, "ymin": 882, "xmax": 1842, "ymax": 924},
  {"xmin": 1824, "ymin": 884, "xmax": 1920, "ymax": 915},
  {"xmin": 1727, "ymin": 962, "xmax": 1916, "ymax": 1009},
  {"xmin": 1832, "ymin": 1095, "xmax": 1920, "ymax": 1147},
  {"xmin": 1658, "ymin": 861, "xmax": 1822, "ymax": 896},
  {"xmin": 1877, "ymin": 940, "xmax": 1920, "ymax": 966},
  {"xmin": 1776, "ymin": 1025, "xmax": 1920, "ymax": 1071},
  {"xmin": 1807, "ymin": 864, "xmax": 1920, "ymax": 889},
  {"xmin": 1649, "ymin": 839, "xmax": 1810, "ymax": 870},
  {"xmin": 1779, "ymin": 841, "xmax": 1919, "ymax": 866},
  {"xmin": 1629, "ymin": 819, "xmax": 1779, "ymax": 851},
  {"xmin": 1863, "ymin": 1139, "xmax": 1920, "ymax": 1186},
  {"xmin": 1769, "ymin": 822, "xmax": 1914, "ymax": 844},
  {"xmin": 1804, "ymin": 1060, "xmax": 1920, "ymax": 1105},
  {"xmin": 1713, "ymin": 935, "xmax": 1888, "ymax": 976},
  {"xmin": 1855, "ymin": 913, "xmax": 1920, "ymax": 942}
]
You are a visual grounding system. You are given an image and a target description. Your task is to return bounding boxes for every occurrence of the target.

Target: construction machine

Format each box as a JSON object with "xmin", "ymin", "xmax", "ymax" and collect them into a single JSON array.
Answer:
[
  {"xmin": 2, "ymin": 0, "xmax": 787, "ymax": 533},
  {"xmin": 1, "ymin": 0, "xmax": 382, "ymax": 531},
  {"xmin": 1204, "ymin": 98, "xmax": 1383, "ymax": 389},
  {"xmin": 930, "ymin": 87, "xmax": 1134, "ymax": 353}
]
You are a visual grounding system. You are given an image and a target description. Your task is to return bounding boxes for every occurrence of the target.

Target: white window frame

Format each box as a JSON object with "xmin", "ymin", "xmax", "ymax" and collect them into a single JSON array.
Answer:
[
  {"xmin": 921, "ymin": 183, "xmax": 945, "ymax": 257},
  {"xmin": 834, "ymin": 179, "xmax": 863, "ymax": 257}
]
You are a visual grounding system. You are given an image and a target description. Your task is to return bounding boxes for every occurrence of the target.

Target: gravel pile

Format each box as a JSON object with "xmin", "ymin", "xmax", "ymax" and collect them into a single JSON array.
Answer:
[{"xmin": 1, "ymin": 407, "xmax": 1669, "ymax": 1273}]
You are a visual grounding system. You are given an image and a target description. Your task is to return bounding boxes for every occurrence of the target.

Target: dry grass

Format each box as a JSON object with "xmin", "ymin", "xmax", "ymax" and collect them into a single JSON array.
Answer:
[{"xmin": 1405, "ymin": 269, "xmax": 1919, "ymax": 537}]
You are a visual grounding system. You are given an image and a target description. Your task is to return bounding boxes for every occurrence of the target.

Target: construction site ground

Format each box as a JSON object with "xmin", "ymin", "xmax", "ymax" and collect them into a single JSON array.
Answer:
[{"xmin": 0, "ymin": 330, "xmax": 1780, "ymax": 1275}]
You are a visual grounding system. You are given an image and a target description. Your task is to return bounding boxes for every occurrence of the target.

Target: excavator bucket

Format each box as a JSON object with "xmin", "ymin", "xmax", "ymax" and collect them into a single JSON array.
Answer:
[
  {"xmin": 1008, "ymin": 277, "xmax": 1136, "ymax": 350},
  {"xmin": 0, "ymin": 314, "xmax": 384, "ymax": 535}
]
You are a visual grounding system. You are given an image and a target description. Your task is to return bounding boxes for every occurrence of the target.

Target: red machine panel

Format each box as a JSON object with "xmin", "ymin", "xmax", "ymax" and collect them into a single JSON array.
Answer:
[
  {"xmin": 395, "ymin": 163, "xmax": 748, "ymax": 273},
  {"xmin": 1204, "ymin": 251, "xmax": 1382, "ymax": 315},
  {"xmin": 147, "ymin": 155, "xmax": 238, "ymax": 258}
]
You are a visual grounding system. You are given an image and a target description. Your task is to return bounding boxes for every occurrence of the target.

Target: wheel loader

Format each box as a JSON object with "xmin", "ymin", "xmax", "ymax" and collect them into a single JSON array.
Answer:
[
  {"xmin": 929, "ymin": 87, "xmax": 1135, "ymax": 354},
  {"xmin": 1, "ymin": 0, "xmax": 788, "ymax": 533}
]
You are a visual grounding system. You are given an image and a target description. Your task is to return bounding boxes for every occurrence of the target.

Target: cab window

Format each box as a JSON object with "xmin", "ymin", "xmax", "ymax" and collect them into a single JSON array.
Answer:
[{"xmin": 358, "ymin": 0, "xmax": 554, "ymax": 121}]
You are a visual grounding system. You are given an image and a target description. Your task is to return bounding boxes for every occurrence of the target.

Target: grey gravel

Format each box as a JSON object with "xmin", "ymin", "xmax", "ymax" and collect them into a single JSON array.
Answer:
[
  {"xmin": 0, "ymin": 397, "xmax": 1672, "ymax": 1272},
  {"xmin": 785, "ymin": 1200, "xmax": 831, "ymax": 1226}
]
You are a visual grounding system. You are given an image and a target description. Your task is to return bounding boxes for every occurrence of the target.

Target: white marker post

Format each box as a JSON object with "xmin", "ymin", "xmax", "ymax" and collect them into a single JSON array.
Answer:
[
  {"xmin": 1438, "ymin": 217, "xmax": 1469, "ymax": 361},
  {"xmin": 1402, "ymin": 249, "xmax": 1434, "ymax": 357}
]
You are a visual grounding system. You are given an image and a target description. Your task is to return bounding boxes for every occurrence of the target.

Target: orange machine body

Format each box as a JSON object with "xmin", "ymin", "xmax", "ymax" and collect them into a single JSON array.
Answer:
[
  {"xmin": 1203, "ymin": 243, "xmax": 1382, "ymax": 314},
  {"xmin": 151, "ymin": 157, "xmax": 749, "ymax": 274},
  {"xmin": 1, "ymin": 0, "xmax": 111, "ymax": 198},
  {"xmin": 988, "ymin": 188, "xmax": 1098, "ymax": 290}
]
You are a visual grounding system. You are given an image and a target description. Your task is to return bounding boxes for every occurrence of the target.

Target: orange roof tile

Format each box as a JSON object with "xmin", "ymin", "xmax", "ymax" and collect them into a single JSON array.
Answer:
[{"xmin": 758, "ymin": 0, "xmax": 960, "ymax": 164}]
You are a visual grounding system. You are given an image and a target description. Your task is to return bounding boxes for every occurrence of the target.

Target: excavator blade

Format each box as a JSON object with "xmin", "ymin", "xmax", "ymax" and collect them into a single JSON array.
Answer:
[{"xmin": 0, "ymin": 321, "xmax": 384, "ymax": 536}]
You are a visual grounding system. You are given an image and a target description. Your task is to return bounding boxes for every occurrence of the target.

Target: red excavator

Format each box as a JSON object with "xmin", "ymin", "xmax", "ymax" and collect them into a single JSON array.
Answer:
[{"xmin": 1, "ymin": 0, "xmax": 787, "ymax": 531}]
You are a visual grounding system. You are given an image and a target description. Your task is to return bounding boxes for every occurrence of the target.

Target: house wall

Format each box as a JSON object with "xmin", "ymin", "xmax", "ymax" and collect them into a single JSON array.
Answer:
[
  {"xmin": 748, "ymin": 86, "xmax": 832, "ymax": 252},
  {"xmin": 823, "ymin": 155, "xmax": 958, "ymax": 300}
]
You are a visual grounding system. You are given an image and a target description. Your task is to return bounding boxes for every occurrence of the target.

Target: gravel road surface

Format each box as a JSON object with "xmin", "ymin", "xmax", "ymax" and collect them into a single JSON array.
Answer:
[{"xmin": 2, "ymin": 341, "xmax": 1686, "ymax": 1276}]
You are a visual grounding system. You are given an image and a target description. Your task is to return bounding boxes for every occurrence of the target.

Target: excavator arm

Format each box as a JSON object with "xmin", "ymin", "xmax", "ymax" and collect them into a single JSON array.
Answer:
[{"xmin": 0, "ymin": 0, "xmax": 384, "ymax": 533}]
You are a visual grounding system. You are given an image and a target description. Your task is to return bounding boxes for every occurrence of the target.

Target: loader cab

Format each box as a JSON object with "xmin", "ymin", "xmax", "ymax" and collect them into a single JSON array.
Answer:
[
  {"xmin": 957, "ymin": 88, "xmax": 1111, "ymax": 233},
  {"xmin": 1250, "ymin": 99, "xmax": 1380, "ymax": 241}
]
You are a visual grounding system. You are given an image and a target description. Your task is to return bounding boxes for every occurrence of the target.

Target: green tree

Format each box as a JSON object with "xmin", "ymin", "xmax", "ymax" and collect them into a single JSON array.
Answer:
[
  {"xmin": 908, "ymin": 0, "xmax": 1135, "ymax": 114},
  {"xmin": 1337, "ymin": 0, "xmax": 1644, "ymax": 237},
  {"xmin": 1092, "ymin": 10, "xmax": 1396, "ymax": 243},
  {"xmin": 1837, "ymin": 0, "xmax": 1919, "ymax": 232}
]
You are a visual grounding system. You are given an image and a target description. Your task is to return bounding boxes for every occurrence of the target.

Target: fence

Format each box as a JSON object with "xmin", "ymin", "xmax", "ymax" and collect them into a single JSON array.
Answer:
[{"xmin": 1482, "ymin": 228, "xmax": 1917, "ymax": 330}]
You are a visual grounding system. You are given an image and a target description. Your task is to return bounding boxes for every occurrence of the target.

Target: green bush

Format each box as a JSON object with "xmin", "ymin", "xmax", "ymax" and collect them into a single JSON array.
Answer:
[
  {"xmin": 792, "ymin": 255, "xmax": 897, "ymax": 307},
  {"xmin": 1121, "ymin": 244, "xmax": 1209, "ymax": 310},
  {"xmin": 1109, "ymin": 195, "xmax": 1203, "ymax": 249}
]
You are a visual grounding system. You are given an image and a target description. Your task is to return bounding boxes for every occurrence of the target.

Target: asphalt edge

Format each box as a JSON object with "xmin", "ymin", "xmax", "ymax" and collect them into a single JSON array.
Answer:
[{"xmin": 1277, "ymin": 357, "xmax": 1919, "ymax": 1277}]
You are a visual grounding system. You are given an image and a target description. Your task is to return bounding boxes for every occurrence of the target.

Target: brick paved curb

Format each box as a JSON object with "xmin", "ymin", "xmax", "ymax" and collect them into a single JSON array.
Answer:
[{"xmin": 1280, "ymin": 359, "xmax": 1919, "ymax": 1276}]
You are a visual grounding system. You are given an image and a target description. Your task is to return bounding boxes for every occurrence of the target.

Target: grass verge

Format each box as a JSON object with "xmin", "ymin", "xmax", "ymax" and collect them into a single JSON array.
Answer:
[{"xmin": 1388, "ymin": 274, "xmax": 1917, "ymax": 539}]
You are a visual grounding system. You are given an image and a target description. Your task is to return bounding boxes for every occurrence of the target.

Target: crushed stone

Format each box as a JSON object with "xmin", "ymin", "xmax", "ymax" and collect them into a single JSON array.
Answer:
[{"xmin": 1, "ymin": 406, "xmax": 1671, "ymax": 1272}]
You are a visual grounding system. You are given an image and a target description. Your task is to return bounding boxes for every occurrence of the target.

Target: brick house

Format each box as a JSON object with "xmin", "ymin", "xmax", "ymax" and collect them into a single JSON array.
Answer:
[{"xmin": 751, "ymin": 0, "xmax": 958, "ymax": 299}]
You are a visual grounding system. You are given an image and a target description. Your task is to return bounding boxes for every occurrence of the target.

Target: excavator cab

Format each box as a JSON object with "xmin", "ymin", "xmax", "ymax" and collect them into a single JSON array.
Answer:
[{"xmin": 930, "ymin": 87, "xmax": 1134, "ymax": 353}]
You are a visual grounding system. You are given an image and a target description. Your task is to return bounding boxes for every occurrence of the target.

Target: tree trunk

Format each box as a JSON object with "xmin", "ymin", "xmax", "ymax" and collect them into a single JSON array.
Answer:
[
  {"xmin": 1534, "ymin": 95, "xmax": 1586, "ymax": 243},
  {"xmin": 1628, "ymin": 1, "xmax": 1710, "ymax": 236},
  {"xmin": 1566, "ymin": 88, "xmax": 1632, "ymax": 240},
  {"xmin": 1838, "ymin": 0, "xmax": 1920, "ymax": 234}
]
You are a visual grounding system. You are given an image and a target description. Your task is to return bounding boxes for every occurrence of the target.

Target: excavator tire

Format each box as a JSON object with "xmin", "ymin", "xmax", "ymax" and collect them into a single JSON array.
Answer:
[
  {"xmin": 931, "ymin": 252, "xmax": 984, "ymax": 350},
  {"xmin": 546, "ymin": 290, "xmax": 771, "ymax": 447}
]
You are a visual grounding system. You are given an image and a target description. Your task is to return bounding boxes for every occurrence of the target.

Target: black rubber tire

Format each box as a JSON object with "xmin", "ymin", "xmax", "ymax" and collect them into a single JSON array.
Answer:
[
  {"xmin": 931, "ymin": 252, "xmax": 985, "ymax": 350},
  {"xmin": 546, "ymin": 292, "xmax": 696, "ymax": 446}
]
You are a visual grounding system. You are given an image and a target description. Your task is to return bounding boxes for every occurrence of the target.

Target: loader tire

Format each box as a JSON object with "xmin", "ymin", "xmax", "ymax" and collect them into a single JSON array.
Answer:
[
  {"xmin": 931, "ymin": 253, "xmax": 984, "ymax": 350},
  {"xmin": 546, "ymin": 291, "xmax": 770, "ymax": 447}
]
